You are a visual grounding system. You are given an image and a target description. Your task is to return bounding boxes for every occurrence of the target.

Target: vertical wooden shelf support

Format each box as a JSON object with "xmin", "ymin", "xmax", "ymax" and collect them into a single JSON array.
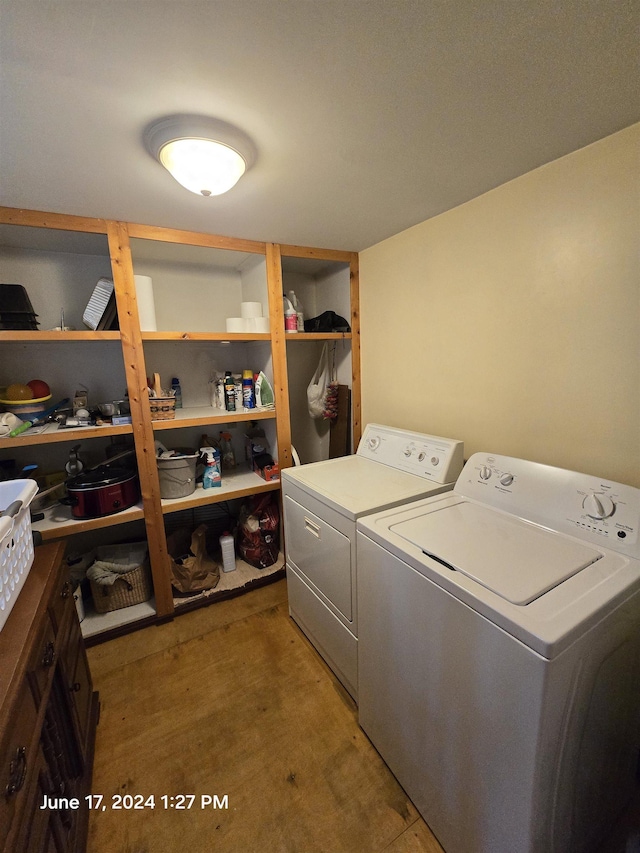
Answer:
[
  {"xmin": 349, "ymin": 253, "xmax": 362, "ymax": 449},
  {"xmin": 266, "ymin": 242, "xmax": 293, "ymax": 470},
  {"xmin": 106, "ymin": 221, "xmax": 174, "ymax": 618}
]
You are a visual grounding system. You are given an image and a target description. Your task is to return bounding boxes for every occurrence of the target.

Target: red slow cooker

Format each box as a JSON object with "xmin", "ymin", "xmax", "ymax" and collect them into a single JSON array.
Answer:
[{"xmin": 63, "ymin": 466, "xmax": 140, "ymax": 519}]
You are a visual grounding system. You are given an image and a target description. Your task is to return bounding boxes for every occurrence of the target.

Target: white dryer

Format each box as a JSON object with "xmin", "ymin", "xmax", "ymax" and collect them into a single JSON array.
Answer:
[
  {"xmin": 356, "ymin": 452, "xmax": 640, "ymax": 853},
  {"xmin": 281, "ymin": 424, "xmax": 464, "ymax": 699}
]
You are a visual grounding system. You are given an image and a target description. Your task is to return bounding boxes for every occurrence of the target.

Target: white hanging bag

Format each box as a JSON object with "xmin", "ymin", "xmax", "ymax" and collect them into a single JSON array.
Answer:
[{"xmin": 307, "ymin": 342, "xmax": 331, "ymax": 419}]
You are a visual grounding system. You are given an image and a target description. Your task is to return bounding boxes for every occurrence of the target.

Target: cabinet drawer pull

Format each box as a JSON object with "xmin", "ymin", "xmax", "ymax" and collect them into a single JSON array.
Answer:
[
  {"xmin": 5, "ymin": 746, "xmax": 27, "ymax": 797},
  {"xmin": 304, "ymin": 517, "xmax": 321, "ymax": 538},
  {"xmin": 60, "ymin": 581, "xmax": 72, "ymax": 599},
  {"xmin": 70, "ymin": 682, "xmax": 81, "ymax": 693},
  {"xmin": 42, "ymin": 640, "xmax": 56, "ymax": 668}
]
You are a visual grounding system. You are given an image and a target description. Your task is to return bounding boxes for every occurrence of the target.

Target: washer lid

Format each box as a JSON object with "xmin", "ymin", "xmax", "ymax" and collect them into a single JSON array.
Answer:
[
  {"xmin": 283, "ymin": 456, "xmax": 451, "ymax": 519},
  {"xmin": 391, "ymin": 501, "xmax": 603, "ymax": 605}
]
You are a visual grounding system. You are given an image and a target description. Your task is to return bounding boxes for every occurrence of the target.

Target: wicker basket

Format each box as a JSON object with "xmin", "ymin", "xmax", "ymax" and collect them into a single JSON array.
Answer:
[
  {"xmin": 149, "ymin": 395, "xmax": 176, "ymax": 421},
  {"xmin": 89, "ymin": 559, "xmax": 152, "ymax": 613}
]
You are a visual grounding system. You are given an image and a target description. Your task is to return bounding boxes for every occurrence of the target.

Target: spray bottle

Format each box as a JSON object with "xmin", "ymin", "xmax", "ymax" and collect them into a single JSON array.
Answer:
[{"xmin": 201, "ymin": 446, "xmax": 221, "ymax": 488}]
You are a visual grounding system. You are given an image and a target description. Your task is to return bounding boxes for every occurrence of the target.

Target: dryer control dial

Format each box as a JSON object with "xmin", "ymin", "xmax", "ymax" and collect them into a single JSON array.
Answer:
[
  {"xmin": 500, "ymin": 473, "xmax": 514, "ymax": 486},
  {"xmin": 583, "ymin": 493, "xmax": 615, "ymax": 520},
  {"xmin": 367, "ymin": 436, "xmax": 380, "ymax": 451},
  {"xmin": 479, "ymin": 466, "xmax": 492, "ymax": 480}
]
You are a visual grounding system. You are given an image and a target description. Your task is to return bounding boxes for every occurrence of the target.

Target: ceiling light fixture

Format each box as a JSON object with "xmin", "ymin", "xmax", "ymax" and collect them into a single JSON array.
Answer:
[{"xmin": 143, "ymin": 115, "xmax": 256, "ymax": 197}]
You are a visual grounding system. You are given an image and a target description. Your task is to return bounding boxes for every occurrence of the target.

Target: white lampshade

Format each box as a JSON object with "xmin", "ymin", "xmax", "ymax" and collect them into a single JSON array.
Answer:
[{"xmin": 144, "ymin": 115, "xmax": 256, "ymax": 197}]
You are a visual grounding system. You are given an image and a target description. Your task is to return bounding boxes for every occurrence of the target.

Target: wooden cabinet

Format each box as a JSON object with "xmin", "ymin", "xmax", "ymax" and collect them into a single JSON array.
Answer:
[
  {"xmin": 0, "ymin": 541, "xmax": 99, "ymax": 853},
  {"xmin": 0, "ymin": 207, "xmax": 360, "ymax": 638}
]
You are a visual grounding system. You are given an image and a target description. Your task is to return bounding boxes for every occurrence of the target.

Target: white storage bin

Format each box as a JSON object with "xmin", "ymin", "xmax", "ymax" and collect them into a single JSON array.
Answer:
[{"xmin": 0, "ymin": 478, "xmax": 39, "ymax": 631}]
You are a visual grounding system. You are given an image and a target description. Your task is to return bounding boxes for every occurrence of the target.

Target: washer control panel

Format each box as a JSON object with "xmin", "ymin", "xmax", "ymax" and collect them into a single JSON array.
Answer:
[
  {"xmin": 358, "ymin": 424, "xmax": 464, "ymax": 484},
  {"xmin": 458, "ymin": 453, "xmax": 640, "ymax": 558}
]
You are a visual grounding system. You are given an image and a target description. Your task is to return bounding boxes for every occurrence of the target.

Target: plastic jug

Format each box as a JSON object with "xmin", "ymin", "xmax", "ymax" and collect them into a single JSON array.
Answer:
[
  {"xmin": 283, "ymin": 295, "xmax": 297, "ymax": 333},
  {"xmin": 219, "ymin": 532, "xmax": 236, "ymax": 572},
  {"xmin": 288, "ymin": 290, "xmax": 304, "ymax": 332}
]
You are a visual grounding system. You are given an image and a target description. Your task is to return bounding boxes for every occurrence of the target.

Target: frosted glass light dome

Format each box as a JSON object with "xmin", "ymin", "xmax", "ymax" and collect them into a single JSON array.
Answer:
[
  {"xmin": 144, "ymin": 115, "xmax": 256, "ymax": 197},
  {"xmin": 159, "ymin": 137, "xmax": 246, "ymax": 196}
]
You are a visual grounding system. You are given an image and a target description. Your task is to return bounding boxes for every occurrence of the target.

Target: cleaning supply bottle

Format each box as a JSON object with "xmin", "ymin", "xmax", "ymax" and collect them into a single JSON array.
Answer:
[
  {"xmin": 171, "ymin": 377, "xmax": 182, "ymax": 408},
  {"xmin": 242, "ymin": 369, "xmax": 255, "ymax": 408},
  {"xmin": 201, "ymin": 447, "xmax": 221, "ymax": 488},
  {"xmin": 233, "ymin": 374, "xmax": 243, "ymax": 411},
  {"xmin": 283, "ymin": 294, "xmax": 297, "ymax": 333},
  {"xmin": 219, "ymin": 531, "xmax": 236, "ymax": 572},
  {"xmin": 224, "ymin": 371, "xmax": 236, "ymax": 411},
  {"xmin": 288, "ymin": 290, "xmax": 304, "ymax": 332},
  {"xmin": 219, "ymin": 431, "xmax": 236, "ymax": 469}
]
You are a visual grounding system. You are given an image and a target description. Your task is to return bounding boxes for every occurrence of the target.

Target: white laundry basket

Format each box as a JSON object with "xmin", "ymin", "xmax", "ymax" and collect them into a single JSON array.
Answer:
[{"xmin": 0, "ymin": 478, "xmax": 39, "ymax": 631}]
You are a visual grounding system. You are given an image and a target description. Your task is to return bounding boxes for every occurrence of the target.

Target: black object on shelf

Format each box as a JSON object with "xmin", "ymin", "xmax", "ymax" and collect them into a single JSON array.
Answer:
[
  {"xmin": 303, "ymin": 310, "xmax": 350, "ymax": 333},
  {"xmin": 0, "ymin": 284, "xmax": 40, "ymax": 329}
]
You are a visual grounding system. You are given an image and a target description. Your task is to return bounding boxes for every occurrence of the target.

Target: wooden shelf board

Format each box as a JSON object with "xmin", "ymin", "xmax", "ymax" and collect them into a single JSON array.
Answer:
[
  {"xmin": 285, "ymin": 332, "xmax": 352, "ymax": 340},
  {"xmin": 31, "ymin": 473, "xmax": 279, "ymax": 538},
  {"xmin": 161, "ymin": 472, "xmax": 279, "ymax": 514},
  {"xmin": 173, "ymin": 554, "xmax": 285, "ymax": 610},
  {"xmin": 32, "ymin": 501, "xmax": 146, "ymax": 540},
  {"xmin": 152, "ymin": 405, "xmax": 275, "ymax": 431},
  {"xmin": 81, "ymin": 597, "xmax": 157, "ymax": 640},
  {"xmin": 0, "ymin": 421, "xmax": 133, "ymax": 448},
  {"xmin": 0, "ymin": 331, "xmax": 120, "ymax": 342},
  {"xmin": 141, "ymin": 331, "xmax": 271, "ymax": 342}
]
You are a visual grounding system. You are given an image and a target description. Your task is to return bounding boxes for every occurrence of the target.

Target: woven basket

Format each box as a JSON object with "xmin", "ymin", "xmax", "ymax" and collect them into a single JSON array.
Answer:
[
  {"xmin": 90, "ymin": 559, "xmax": 152, "ymax": 613},
  {"xmin": 149, "ymin": 396, "xmax": 176, "ymax": 421}
]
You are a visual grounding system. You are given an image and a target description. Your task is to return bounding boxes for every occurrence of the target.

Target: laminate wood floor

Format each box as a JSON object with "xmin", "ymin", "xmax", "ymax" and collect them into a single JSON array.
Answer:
[{"xmin": 86, "ymin": 579, "xmax": 640, "ymax": 853}]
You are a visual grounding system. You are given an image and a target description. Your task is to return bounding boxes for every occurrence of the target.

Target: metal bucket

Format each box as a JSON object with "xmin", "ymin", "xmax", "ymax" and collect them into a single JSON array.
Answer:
[{"xmin": 157, "ymin": 448, "xmax": 199, "ymax": 499}]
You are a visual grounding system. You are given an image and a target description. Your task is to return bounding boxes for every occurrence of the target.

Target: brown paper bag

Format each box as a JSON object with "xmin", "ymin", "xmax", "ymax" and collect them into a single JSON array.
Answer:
[{"xmin": 167, "ymin": 524, "xmax": 220, "ymax": 593}]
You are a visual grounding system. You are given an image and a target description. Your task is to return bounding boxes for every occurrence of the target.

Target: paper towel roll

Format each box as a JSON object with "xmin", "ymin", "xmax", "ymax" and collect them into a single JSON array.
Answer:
[
  {"xmin": 254, "ymin": 317, "xmax": 270, "ymax": 333},
  {"xmin": 240, "ymin": 301, "xmax": 263, "ymax": 318},
  {"xmin": 134, "ymin": 275, "xmax": 157, "ymax": 331},
  {"xmin": 226, "ymin": 317, "xmax": 247, "ymax": 333}
]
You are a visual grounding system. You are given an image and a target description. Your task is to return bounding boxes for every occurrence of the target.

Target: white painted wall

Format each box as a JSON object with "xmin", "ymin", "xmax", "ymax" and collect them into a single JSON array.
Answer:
[{"xmin": 360, "ymin": 123, "xmax": 640, "ymax": 486}]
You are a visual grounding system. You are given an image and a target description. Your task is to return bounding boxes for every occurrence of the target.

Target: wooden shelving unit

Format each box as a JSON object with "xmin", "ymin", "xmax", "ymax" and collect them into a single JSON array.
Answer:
[{"xmin": 0, "ymin": 205, "xmax": 361, "ymax": 640}]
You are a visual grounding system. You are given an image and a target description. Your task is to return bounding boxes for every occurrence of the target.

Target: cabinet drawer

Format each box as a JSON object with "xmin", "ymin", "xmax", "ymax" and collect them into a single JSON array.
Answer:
[
  {"xmin": 26, "ymin": 614, "xmax": 57, "ymax": 708},
  {"xmin": 47, "ymin": 569, "xmax": 73, "ymax": 635},
  {"xmin": 283, "ymin": 496, "xmax": 353, "ymax": 621},
  {"xmin": 64, "ymin": 615, "xmax": 93, "ymax": 756},
  {"xmin": 0, "ymin": 681, "xmax": 38, "ymax": 851}
]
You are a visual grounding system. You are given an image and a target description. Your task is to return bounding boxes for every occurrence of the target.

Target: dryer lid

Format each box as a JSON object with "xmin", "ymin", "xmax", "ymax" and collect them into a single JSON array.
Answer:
[{"xmin": 391, "ymin": 501, "xmax": 603, "ymax": 605}]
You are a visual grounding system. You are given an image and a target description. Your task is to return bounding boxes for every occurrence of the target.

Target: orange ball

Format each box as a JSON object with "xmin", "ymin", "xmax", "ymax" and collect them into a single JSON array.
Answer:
[{"xmin": 6, "ymin": 383, "xmax": 34, "ymax": 401}]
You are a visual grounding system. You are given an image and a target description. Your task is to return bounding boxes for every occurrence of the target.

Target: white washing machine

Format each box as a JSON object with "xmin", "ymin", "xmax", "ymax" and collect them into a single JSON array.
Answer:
[
  {"xmin": 281, "ymin": 424, "xmax": 464, "ymax": 699},
  {"xmin": 356, "ymin": 452, "xmax": 640, "ymax": 853}
]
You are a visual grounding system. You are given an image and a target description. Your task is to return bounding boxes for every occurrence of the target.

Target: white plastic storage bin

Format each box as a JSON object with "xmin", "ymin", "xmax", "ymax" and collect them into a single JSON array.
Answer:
[{"xmin": 0, "ymin": 478, "xmax": 39, "ymax": 631}]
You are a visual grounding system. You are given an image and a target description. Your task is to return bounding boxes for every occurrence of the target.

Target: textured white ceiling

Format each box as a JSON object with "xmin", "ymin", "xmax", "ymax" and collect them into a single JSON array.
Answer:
[{"xmin": 1, "ymin": 0, "xmax": 638, "ymax": 251}]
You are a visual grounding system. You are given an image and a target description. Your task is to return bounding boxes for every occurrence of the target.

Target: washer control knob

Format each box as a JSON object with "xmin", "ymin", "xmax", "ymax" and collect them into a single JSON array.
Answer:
[
  {"xmin": 404, "ymin": 446, "xmax": 412, "ymax": 457},
  {"xmin": 479, "ymin": 466, "xmax": 492, "ymax": 480},
  {"xmin": 583, "ymin": 493, "xmax": 615, "ymax": 520},
  {"xmin": 431, "ymin": 456, "xmax": 440, "ymax": 467},
  {"xmin": 367, "ymin": 436, "xmax": 380, "ymax": 451},
  {"xmin": 418, "ymin": 452, "xmax": 426, "ymax": 462},
  {"xmin": 500, "ymin": 473, "xmax": 514, "ymax": 486}
]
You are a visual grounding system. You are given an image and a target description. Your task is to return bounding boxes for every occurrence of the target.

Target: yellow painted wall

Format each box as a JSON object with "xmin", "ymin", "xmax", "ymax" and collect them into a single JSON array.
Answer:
[{"xmin": 360, "ymin": 123, "xmax": 639, "ymax": 486}]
